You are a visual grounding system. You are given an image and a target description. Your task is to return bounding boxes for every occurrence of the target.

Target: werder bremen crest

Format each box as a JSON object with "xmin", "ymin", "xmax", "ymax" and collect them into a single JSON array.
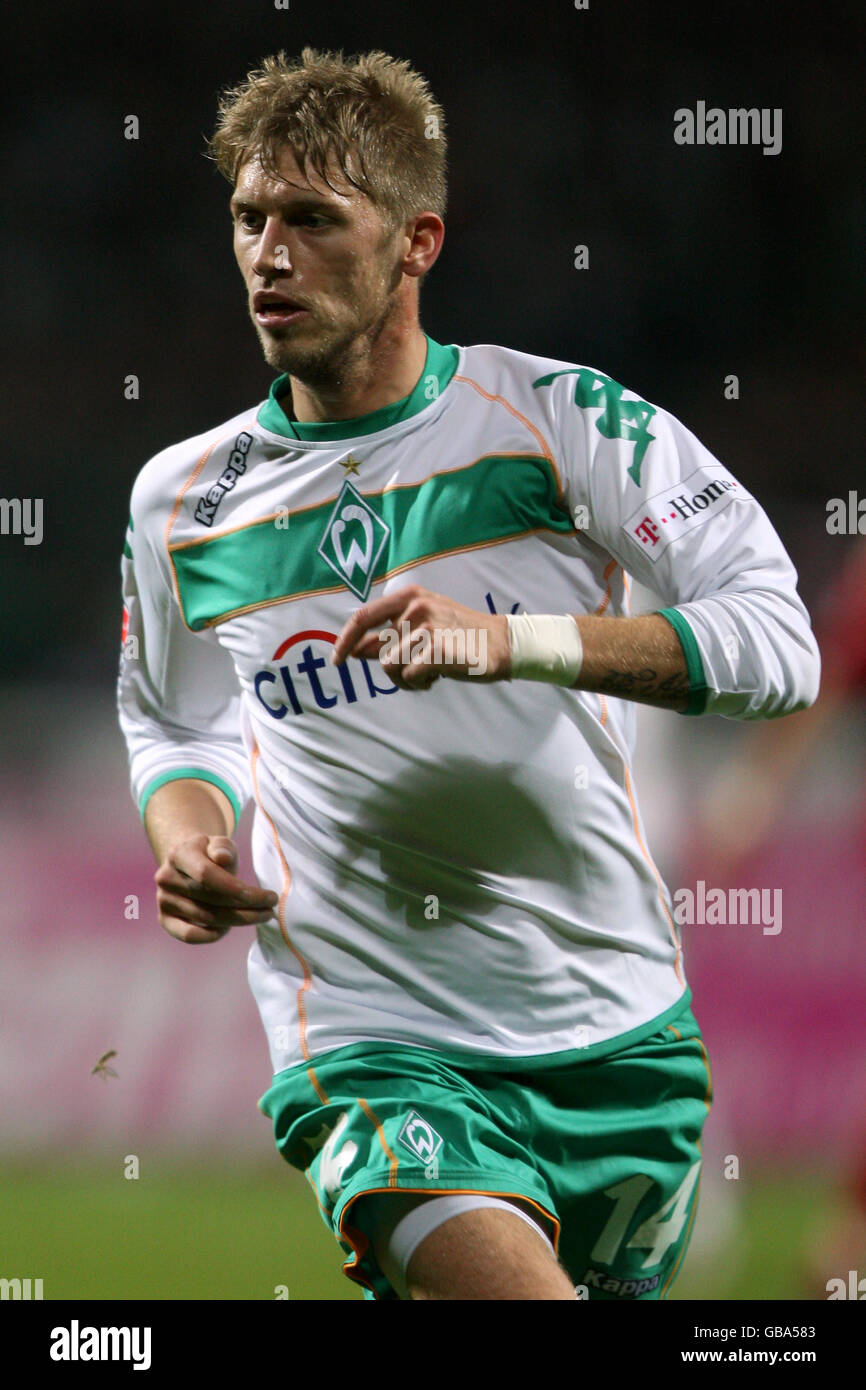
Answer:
[{"xmin": 317, "ymin": 480, "xmax": 390, "ymax": 601}]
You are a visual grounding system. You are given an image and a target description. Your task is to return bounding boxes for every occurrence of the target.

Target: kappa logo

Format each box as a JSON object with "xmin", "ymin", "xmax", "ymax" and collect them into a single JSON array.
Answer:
[
  {"xmin": 194, "ymin": 431, "xmax": 253, "ymax": 527},
  {"xmin": 318, "ymin": 480, "xmax": 390, "ymax": 601},
  {"xmin": 398, "ymin": 1111, "xmax": 444, "ymax": 1178},
  {"xmin": 582, "ymin": 1268, "xmax": 660, "ymax": 1298},
  {"xmin": 533, "ymin": 367, "xmax": 657, "ymax": 486}
]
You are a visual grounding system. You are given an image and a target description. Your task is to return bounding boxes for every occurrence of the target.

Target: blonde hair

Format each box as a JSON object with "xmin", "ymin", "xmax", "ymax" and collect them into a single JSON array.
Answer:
[{"xmin": 209, "ymin": 47, "xmax": 447, "ymax": 231}]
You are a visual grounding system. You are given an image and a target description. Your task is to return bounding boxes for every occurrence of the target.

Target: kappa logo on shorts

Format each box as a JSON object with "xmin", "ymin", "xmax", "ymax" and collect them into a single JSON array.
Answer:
[
  {"xmin": 398, "ymin": 1111, "xmax": 444, "ymax": 1176},
  {"xmin": 582, "ymin": 1268, "xmax": 661, "ymax": 1298}
]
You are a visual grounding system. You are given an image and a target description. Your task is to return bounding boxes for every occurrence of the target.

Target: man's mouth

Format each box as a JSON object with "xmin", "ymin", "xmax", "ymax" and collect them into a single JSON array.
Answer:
[{"xmin": 253, "ymin": 292, "xmax": 310, "ymax": 327}]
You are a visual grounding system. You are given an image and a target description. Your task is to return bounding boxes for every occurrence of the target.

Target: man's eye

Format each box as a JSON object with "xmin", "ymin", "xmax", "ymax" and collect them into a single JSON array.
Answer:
[{"xmin": 237, "ymin": 213, "xmax": 262, "ymax": 230}]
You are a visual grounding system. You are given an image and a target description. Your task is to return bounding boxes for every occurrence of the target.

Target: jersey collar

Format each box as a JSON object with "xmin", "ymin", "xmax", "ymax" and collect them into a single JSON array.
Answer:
[{"xmin": 257, "ymin": 335, "xmax": 458, "ymax": 442}]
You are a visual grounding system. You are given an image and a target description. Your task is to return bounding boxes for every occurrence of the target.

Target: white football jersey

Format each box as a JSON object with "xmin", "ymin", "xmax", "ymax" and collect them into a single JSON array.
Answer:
[{"xmin": 118, "ymin": 337, "xmax": 819, "ymax": 1073}]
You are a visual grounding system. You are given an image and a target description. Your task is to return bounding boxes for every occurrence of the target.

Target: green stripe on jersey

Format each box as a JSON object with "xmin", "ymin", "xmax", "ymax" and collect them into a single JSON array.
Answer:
[
  {"xmin": 139, "ymin": 767, "xmax": 243, "ymax": 827},
  {"xmin": 170, "ymin": 453, "xmax": 573, "ymax": 629},
  {"xmin": 657, "ymin": 607, "xmax": 708, "ymax": 715}
]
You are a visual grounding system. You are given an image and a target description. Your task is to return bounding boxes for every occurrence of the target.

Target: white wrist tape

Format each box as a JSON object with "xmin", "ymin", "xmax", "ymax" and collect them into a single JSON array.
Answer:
[{"xmin": 506, "ymin": 613, "xmax": 583, "ymax": 686}]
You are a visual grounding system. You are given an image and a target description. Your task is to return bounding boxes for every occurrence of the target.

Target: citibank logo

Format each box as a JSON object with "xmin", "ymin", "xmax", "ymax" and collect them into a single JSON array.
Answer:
[{"xmin": 253, "ymin": 629, "xmax": 398, "ymax": 718}]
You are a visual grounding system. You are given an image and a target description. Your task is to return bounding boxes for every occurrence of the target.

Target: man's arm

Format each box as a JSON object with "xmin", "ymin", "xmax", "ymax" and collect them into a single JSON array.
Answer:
[
  {"xmin": 332, "ymin": 381, "xmax": 821, "ymax": 718},
  {"xmin": 145, "ymin": 779, "xmax": 278, "ymax": 945},
  {"xmin": 146, "ymin": 776, "xmax": 235, "ymax": 856},
  {"xmin": 331, "ymin": 588, "xmax": 690, "ymax": 711},
  {"xmin": 571, "ymin": 612, "xmax": 688, "ymax": 711},
  {"xmin": 508, "ymin": 364, "xmax": 822, "ymax": 722},
  {"xmin": 118, "ymin": 478, "xmax": 272, "ymax": 943}
]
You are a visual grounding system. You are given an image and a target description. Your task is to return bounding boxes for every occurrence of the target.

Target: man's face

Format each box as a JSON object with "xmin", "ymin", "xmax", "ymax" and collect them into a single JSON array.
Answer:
[{"xmin": 231, "ymin": 146, "xmax": 404, "ymax": 383}]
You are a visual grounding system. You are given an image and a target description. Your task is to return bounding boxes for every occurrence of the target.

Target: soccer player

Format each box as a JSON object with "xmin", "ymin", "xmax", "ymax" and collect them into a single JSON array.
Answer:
[{"xmin": 118, "ymin": 48, "xmax": 820, "ymax": 1301}]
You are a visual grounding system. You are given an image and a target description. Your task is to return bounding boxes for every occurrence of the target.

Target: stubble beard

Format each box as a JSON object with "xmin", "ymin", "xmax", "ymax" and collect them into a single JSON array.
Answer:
[
  {"xmin": 255, "ymin": 253, "xmax": 401, "ymax": 391},
  {"xmin": 258, "ymin": 322, "xmax": 350, "ymax": 386}
]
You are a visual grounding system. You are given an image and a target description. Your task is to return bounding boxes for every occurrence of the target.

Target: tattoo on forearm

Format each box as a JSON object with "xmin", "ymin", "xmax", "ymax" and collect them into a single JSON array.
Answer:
[{"xmin": 595, "ymin": 667, "xmax": 691, "ymax": 707}]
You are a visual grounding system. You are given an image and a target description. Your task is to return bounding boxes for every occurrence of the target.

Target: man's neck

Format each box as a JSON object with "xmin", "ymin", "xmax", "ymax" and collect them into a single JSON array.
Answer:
[{"xmin": 286, "ymin": 323, "xmax": 429, "ymax": 424}]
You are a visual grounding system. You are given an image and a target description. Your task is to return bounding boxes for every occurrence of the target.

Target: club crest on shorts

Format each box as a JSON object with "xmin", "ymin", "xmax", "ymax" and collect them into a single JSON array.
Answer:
[{"xmin": 398, "ymin": 1111, "xmax": 444, "ymax": 1177}]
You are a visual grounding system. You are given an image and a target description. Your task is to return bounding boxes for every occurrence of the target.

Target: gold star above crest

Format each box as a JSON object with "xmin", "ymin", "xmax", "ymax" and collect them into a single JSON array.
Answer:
[{"xmin": 339, "ymin": 454, "xmax": 362, "ymax": 476}]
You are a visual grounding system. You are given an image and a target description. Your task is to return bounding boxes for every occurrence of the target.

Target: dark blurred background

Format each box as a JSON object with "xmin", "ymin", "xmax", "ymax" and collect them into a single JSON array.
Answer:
[
  {"xmin": 3, "ymin": 0, "xmax": 864, "ymax": 681},
  {"xmin": 1, "ymin": 0, "xmax": 864, "ymax": 1300}
]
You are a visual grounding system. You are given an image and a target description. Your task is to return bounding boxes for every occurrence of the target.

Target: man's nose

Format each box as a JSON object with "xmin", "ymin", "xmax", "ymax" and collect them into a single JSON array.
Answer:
[{"xmin": 253, "ymin": 219, "xmax": 293, "ymax": 278}]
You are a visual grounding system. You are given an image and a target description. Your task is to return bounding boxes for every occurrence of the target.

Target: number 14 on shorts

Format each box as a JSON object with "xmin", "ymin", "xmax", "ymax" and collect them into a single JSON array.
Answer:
[{"xmin": 591, "ymin": 1161, "xmax": 701, "ymax": 1269}]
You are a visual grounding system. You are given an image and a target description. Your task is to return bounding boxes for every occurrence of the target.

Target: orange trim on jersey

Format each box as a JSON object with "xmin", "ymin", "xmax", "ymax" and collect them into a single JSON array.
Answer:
[
  {"xmin": 307, "ymin": 1066, "xmax": 331, "ymax": 1107},
  {"xmin": 665, "ymin": 1023, "xmax": 682, "ymax": 1042},
  {"xmin": 163, "ymin": 431, "xmax": 246, "ymax": 610},
  {"xmin": 378, "ymin": 526, "xmax": 570, "ymax": 587},
  {"xmin": 622, "ymin": 761, "xmax": 685, "ymax": 985},
  {"xmin": 599, "ymin": 695, "xmax": 608, "ymax": 728},
  {"xmin": 191, "ymin": 525, "xmax": 572, "ymax": 629},
  {"xmin": 593, "ymin": 559, "xmax": 620, "ymax": 617},
  {"xmin": 166, "ymin": 450, "xmax": 555, "ymax": 555},
  {"xmin": 337, "ymin": 1186, "xmax": 562, "ymax": 1299},
  {"xmin": 454, "ymin": 373, "xmax": 563, "ymax": 502},
  {"xmin": 165, "ymin": 442, "xmax": 217, "ymax": 548},
  {"xmin": 357, "ymin": 1099, "xmax": 400, "ymax": 1187},
  {"xmin": 249, "ymin": 739, "xmax": 329, "ymax": 1104},
  {"xmin": 191, "ymin": 580, "xmax": 353, "ymax": 627}
]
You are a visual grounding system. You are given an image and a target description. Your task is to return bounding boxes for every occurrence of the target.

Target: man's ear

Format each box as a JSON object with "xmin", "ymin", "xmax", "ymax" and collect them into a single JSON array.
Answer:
[{"xmin": 401, "ymin": 212, "xmax": 445, "ymax": 279}]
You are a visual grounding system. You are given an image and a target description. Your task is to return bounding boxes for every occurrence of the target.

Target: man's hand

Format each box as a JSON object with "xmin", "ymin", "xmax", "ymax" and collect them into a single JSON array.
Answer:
[
  {"xmin": 154, "ymin": 835, "xmax": 279, "ymax": 944},
  {"xmin": 331, "ymin": 585, "xmax": 511, "ymax": 689}
]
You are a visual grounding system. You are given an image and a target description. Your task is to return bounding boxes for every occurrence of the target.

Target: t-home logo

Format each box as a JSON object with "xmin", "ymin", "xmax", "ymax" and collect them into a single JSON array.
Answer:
[{"xmin": 623, "ymin": 466, "xmax": 752, "ymax": 564}]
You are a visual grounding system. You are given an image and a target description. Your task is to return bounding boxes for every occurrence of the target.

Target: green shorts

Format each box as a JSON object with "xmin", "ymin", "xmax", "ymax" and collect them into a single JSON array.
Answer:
[{"xmin": 259, "ymin": 991, "xmax": 712, "ymax": 1300}]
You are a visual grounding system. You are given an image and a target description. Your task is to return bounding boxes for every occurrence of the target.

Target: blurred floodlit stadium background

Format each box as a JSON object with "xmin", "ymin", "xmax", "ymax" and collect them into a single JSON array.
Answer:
[{"xmin": 1, "ymin": 0, "xmax": 863, "ymax": 1300}]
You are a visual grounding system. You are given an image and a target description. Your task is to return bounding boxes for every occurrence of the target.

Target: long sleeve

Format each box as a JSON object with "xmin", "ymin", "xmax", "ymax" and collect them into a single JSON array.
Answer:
[
  {"xmin": 544, "ymin": 366, "xmax": 821, "ymax": 719},
  {"xmin": 117, "ymin": 471, "xmax": 252, "ymax": 826}
]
